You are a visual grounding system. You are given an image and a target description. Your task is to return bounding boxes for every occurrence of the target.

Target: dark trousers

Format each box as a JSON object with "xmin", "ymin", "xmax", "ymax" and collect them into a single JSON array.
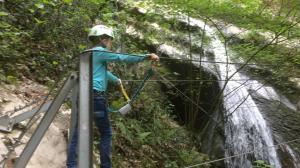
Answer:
[{"xmin": 66, "ymin": 91, "xmax": 112, "ymax": 168}]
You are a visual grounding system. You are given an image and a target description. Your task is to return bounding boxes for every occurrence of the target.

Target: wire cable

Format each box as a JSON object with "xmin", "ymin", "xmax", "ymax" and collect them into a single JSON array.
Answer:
[
  {"xmin": 82, "ymin": 49, "xmax": 280, "ymax": 67},
  {"xmin": 184, "ymin": 138, "xmax": 300, "ymax": 168},
  {"xmin": 155, "ymin": 71, "xmax": 225, "ymax": 137}
]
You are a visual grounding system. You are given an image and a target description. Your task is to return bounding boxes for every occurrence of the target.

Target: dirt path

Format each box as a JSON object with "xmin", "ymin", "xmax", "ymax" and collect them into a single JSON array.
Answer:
[{"xmin": 0, "ymin": 78, "xmax": 70, "ymax": 168}]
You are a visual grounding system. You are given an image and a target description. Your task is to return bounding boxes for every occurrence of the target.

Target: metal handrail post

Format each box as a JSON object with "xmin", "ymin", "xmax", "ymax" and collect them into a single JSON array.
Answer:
[
  {"xmin": 14, "ymin": 73, "xmax": 77, "ymax": 168},
  {"xmin": 78, "ymin": 51, "xmax": 93, "ymax": 168},
  {"xmin": 69, "ymin": 82, "xmax": 78, "ymax": 140}
]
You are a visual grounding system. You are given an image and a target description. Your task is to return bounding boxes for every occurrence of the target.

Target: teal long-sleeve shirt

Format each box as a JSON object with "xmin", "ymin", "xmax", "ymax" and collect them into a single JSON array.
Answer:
[
  {"xmin": 92, "ymin": 46, "xmax": 146, "ymax": 91},
  {"xmin": 107, "ymin": 71, "xmax": 119, "ymax": 84}
]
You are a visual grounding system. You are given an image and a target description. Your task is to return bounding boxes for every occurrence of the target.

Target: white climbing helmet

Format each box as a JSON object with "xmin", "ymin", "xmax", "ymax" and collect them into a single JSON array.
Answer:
[{"xmin": 88, "ymin": 25, "xmax": 114, "ymax": 39}]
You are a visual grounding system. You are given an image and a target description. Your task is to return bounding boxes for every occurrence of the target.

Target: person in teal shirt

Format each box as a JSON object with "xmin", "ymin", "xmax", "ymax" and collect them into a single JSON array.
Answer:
[
  {"xmin": 67, "ymin": 70, "xmax": 120, "ymax": 167},
  {"xmin": 92, "ymin": 45, "xmax": 146, "ymax": 91},
  {"xmin": 66, "ymin": 25, "xmax": 159, "ymax": 168}
]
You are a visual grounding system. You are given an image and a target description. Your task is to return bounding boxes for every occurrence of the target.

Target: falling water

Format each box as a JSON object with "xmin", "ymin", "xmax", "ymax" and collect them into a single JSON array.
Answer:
[
  {"xmin": 152, "ymin": 12, "xmax": 300, "ymax": 167},
  {"xmin": 179, "ymin": 17, "xmax": 282, "ymax": 167}
]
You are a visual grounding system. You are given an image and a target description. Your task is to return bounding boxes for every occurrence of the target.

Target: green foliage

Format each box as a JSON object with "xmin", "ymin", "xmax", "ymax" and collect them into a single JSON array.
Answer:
[
  {"xmin": 244, "ymin": 31, "xmax": 268, "ymax": 46},
  {"xmin": 230, "ymin": 32, "xmax": 300, "ymax": 93},
  {"xmin": 3, "ymin": 0, "xmax": 300, "ymax": 167},
  {"xmin": 0, "ymin": 0, "xmax": 116, "ymax": 83},
  {"xmin": 105, "ymin": 63, "xmax": 209, "ymax": 167},
  {"xmin": 178, "ymin": 149, "xmax": 207, "ymax": 166},
  {"xmin": 6, "ymin": 75, "xmax": 18, "ymax": 84},
  {"xmin": 0, "ymin": 11, "xmax": 8, "ymax": 16},
  {"xmin": 152, "ymin": 0, "xmax": 300, "ymax": 39},
  {"xmin": 253, "ymin": 160, "xmax": 275, "ymax": 168},
  {"xmin": 112, "ymin": 104, "xmax": 209, "ymax": 167}
]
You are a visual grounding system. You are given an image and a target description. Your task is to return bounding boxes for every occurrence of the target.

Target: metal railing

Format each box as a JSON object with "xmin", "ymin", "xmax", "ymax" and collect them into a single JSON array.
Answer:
[{"xmin": 11, "ymin": 51, "xmax": 94, "ymax": 168}]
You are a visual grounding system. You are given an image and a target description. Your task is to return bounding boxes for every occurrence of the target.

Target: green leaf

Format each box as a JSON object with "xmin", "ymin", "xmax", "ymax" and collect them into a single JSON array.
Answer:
[
  {"xmin": 52, "ymin": 61, "xmax": 58, "ymax": 65},
  {"xmin": 29, "ymin": 9, "xmax": 35, "ymax": 13},
  {"xmin": 6, "ymin": 76, "xmax": 18, "ymax": 84},
  {"xmin": 34, "ymin": 18, "xmax": 45, "ymax": 24},
  {"xmin": 34, "ymin": 3, "xmax": 44, "ymax": 9},
  {"xmin": 0, "ymin": 11, "xmax": 8, "ymax": 16},
  {"xmin": 0, "ymin": 22, "xmax": 10, "ymax": 28},
  {"xmin": 138, "ymin": 132, "xmax": 151, "ymax": 141},
  {"xmin": 78, "ymin": 44, "xmax": 87, "ymax": 50},
  {"xmin": 63, "ymin": 0, "xmax": 73, "ymax": 4},
  {"xmin": 42, "ymin": 0, "xmax": 56, "ymax": 6},
  {"xmin": 116, "ymin": 122, "xmax": 127, "ymax": 135},
  {"xmin": 111, "ymin": 99, "xmax": 123, "ymax": 109}
]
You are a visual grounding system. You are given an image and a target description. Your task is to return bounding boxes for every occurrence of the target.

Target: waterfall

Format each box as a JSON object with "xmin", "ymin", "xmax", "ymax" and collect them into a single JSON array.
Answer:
[
  {"xmin": 154, "ymin": 12, "xmax": 300, "ymax": 167},
  {"xmin": 179, "ymin": 17, "xmax": 282, "ymax": 167}
]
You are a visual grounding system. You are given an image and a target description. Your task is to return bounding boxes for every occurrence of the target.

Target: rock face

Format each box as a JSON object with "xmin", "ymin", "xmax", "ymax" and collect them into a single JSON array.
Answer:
[
  {"xmin": 160, "ymin": 14, "xmax": 300, "ymax": 166},
  {"xmin": 160, "ymin": 59, "xmax": 225, "ymax": 167},
  {"xmin": 0, "ymin": 79, "xmax": 69, "ymax": 168},
  {"xmin": 251, "ymin": 91, "xmax": 300, "ymax": 168}
]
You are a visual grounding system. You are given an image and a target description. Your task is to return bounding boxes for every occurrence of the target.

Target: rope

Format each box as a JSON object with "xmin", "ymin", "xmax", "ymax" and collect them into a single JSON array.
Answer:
[{"xmin": 184, "ymin": 138, "xmax": 300, "ymax": 168}]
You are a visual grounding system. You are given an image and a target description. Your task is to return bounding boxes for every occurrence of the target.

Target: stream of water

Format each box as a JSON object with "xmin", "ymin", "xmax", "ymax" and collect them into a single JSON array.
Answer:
[
  {"xmin": 155, "ymin": 13, "xmax": 300, "ymax": 167},
  {"xmin": 180, "ymin": 16, "xmax": 282, "ymax": 168}
]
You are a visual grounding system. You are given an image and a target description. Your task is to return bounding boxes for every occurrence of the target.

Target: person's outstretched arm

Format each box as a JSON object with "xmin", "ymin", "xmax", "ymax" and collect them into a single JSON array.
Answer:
[{"xmin": 92, "ymin": 47, "xmax": 159, "ymax": 63}]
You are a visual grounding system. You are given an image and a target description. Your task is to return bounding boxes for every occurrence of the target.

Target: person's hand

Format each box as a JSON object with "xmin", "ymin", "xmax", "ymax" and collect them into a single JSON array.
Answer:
[
  {"xmin": 117, "ymin": 79, "xmax": 122, "ymax": 85},
  {"xmin": 148, "ymin": 53, "xmax": 160, "ymax": 62}
]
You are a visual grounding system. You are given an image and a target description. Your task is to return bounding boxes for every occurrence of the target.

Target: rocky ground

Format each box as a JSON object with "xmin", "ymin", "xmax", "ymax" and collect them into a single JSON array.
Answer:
[{"xmin": 0, "ymin": 78, "xmax": 70, "ymax": 168}]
